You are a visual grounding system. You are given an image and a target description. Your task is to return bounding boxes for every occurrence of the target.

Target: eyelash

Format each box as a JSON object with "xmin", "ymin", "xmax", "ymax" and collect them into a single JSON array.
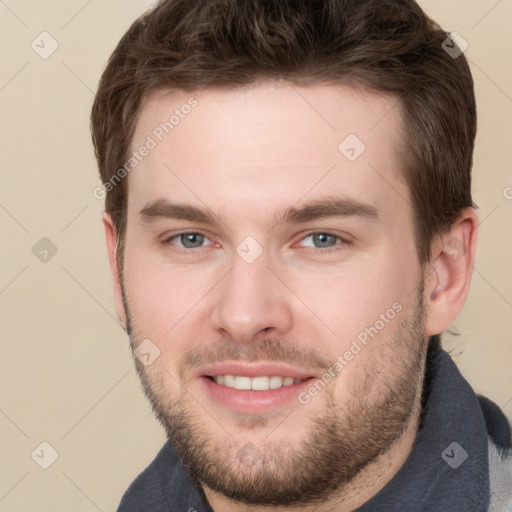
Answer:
[{"xmin": 162, "ymin": 231, "xmax": 350, "ymax": 255}]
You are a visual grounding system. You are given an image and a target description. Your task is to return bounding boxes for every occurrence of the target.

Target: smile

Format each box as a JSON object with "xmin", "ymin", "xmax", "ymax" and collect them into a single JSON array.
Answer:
[{"xmin": 208, "ymin": 375, "xmax": 304, "ymax": 390}]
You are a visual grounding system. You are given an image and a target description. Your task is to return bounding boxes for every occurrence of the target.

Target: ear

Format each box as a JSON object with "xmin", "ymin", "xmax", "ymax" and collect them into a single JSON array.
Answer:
[
  {"xmin": 103, "ymin": 213, "xmax": 128, "ymax": 331},
  {"xmin": 424, "ymin": 208, "xmax": 478, "ymax": 336}
]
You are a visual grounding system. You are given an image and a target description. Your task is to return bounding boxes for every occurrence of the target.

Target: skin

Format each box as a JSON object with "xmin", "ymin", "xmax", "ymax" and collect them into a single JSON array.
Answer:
[{"xmin": 103, "ymin": 81, "xmax": 478, "ymax": 511}]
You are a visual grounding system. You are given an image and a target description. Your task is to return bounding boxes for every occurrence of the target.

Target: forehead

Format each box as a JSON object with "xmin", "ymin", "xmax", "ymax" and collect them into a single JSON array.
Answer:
[{"xmin": 128, "ymin": 81, "xmax": 409, "ymax": 227}]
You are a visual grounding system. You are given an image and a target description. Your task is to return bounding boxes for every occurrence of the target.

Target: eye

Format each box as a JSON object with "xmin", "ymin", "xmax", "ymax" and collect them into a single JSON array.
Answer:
[
  {"xmin": 161, "ymin": 230, "xmax": 350, "ymax": 255},
  {"xmin": 163, "ymin": 231, "xmax": 214, "ymax": 251},
  {"xmin": 297, "ymin": 232, "xmax": 349, "ymax": 254}
]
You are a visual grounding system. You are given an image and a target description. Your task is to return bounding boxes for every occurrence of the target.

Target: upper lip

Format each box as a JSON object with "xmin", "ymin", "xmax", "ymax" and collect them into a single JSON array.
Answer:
[{"xmin": 198, "ymin": 362, "xmax": 317, "ymax": 379}]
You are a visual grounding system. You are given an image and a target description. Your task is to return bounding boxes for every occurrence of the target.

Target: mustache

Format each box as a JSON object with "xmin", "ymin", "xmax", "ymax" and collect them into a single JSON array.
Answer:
[{"xmin": 178, "ymin": 337, "xmax": 333, "ymax": 380}]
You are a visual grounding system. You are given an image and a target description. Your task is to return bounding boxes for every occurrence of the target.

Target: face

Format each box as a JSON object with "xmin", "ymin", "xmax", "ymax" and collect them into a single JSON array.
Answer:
[{"xmin": 116, "ymin": 82, "xmax": 430, "ymax": 506}]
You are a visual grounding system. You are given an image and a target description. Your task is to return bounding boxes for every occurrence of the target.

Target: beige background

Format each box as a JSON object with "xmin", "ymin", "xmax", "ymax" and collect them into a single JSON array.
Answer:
[{"xmin": 1, "ymin": 0, "xmax": 511, "ymax": 510}]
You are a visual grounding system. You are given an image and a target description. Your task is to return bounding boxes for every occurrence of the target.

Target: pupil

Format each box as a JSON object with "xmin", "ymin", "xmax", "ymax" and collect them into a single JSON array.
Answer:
[
  {"xmin": 183, "ymin": 233, "xmax": 202, "ymax": 248},
  {"xmin": 315, "ymin": 233, "xmax": 333, "ymax": 247}
]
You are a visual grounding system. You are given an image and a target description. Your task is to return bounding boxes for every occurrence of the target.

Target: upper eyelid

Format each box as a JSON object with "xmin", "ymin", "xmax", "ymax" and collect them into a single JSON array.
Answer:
[
  {"xmin": 299, "ymin": 232, "xmax": 345, "ymax": 243},
  {"xmin": 164, "ymin": 231, "xmax": 215, "ymax": 246},
  {"xmin": 163, "ymin": 230, "xmax": 348, "ymax": 247}
]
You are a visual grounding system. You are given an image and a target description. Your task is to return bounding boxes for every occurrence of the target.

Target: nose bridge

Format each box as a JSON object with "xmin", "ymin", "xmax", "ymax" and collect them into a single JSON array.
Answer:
[{"xmin": 210, "ymin": 246, "xmax": 293, "ymax": 343}]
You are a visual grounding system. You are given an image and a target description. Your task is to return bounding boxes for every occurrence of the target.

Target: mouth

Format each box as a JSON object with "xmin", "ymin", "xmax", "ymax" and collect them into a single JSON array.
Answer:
[
  {"xmin": 205, "ymin": 374, "xmax": 309, "ymax": 391},
  {"xmin": 197, "ymin": 363, "xmax": 319, "ymax": 413}
]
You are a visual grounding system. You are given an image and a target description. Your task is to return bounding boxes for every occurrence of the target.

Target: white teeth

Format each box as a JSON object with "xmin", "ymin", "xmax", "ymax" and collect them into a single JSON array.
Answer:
[
  {"xmin": 212, "ymin": 375, "xmax": 304, "ymax": 390},
  {"xmin": 234, "ymin": 376, "xmax": 252, "ymax": 390},
  {"xmin": 223, "ymin": 375, "xmax": 235, "ymax": 387},
  {"xmin": 251, "ymin": 376, "xmax": 270, "ymax": 390},
  {"xmin": 269, "ymin": 376, "xmax": 284, "ymax": 389}
]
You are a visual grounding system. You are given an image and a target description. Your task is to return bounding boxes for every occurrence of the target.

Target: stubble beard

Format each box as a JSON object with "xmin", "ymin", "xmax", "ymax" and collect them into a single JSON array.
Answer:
[{"xmin": 123, "ymin": 281, "xmax": 429, "ymax": 507}]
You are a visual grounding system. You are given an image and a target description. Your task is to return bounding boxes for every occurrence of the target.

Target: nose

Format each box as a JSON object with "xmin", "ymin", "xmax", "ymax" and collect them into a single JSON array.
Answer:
[{"xmin": 209, "ymin": 249, "xmax": 293, "ymax": 345}]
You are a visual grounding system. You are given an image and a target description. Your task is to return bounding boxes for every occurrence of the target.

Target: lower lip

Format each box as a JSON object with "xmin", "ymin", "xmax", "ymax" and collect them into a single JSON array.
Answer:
[{"xmin": 199, "ymin": 376, "xmax": 318, "ymax": 414}]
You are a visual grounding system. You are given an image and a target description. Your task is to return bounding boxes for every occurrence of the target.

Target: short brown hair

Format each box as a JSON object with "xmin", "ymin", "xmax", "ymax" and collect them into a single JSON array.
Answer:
[{"xmin": 90, "ymin": 0, "xmax": 477, "ymax": 348}]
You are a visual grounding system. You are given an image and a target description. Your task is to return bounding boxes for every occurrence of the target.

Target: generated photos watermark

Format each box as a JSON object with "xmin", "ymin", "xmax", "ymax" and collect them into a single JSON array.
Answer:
[
  {"xmin": 93, "ymin": 97, "xmax": 198, "ymax": 200},
  {"xmin": 298, "ymin": 301, "xmax": 403, "ymax": 405}
]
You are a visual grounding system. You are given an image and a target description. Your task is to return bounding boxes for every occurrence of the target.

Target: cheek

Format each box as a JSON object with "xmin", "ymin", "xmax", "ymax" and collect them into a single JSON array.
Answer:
[
  {"xmin": 292, "ymin": 259, "xmax": 404, "ymax": 345},
  {"xmin": 124, "ymin": 267, "xmax": 205, "ymax": 384},
  {"xmin": 123, "ymin": 251, "xmax": 215, "ymax": 338}
]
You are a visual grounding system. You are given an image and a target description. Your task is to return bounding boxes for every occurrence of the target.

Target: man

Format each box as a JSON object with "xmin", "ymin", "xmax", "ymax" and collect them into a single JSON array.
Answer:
[{"xmin": 90, "ymin": 0, "xmax": 512, "ymax": 510}]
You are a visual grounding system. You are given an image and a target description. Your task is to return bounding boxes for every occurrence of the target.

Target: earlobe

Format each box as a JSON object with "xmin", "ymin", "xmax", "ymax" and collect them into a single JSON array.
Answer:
[
  {"xmin": 102, "ymin": 213, "xmax": 128, "ymax": 331},
  {"xmin": 424, "ymin": 209, "xmax": 478, "ymax": 336}
]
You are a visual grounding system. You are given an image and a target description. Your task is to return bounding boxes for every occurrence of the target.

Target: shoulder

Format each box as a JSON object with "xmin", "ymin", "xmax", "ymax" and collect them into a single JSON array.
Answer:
[
  {"xmin": 116, "ymin": 442, "xmax": 179, "ymax": 512},
  {"xmin": 477, "ymin": 394, "xmax": 512, "ymax": 511},
  {"xmin": 488, "ymin": 437, "xmax": 512, "ymax": 511},
  {"xmin": 478, "ymin": 394, "xmax": 512, "ymax": 455}
]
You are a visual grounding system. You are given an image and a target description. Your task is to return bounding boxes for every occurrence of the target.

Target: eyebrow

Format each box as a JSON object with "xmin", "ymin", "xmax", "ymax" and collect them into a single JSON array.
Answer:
[{"xmin": 139, "ymin": 195, "xmax": 380, "ymax": 227}]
